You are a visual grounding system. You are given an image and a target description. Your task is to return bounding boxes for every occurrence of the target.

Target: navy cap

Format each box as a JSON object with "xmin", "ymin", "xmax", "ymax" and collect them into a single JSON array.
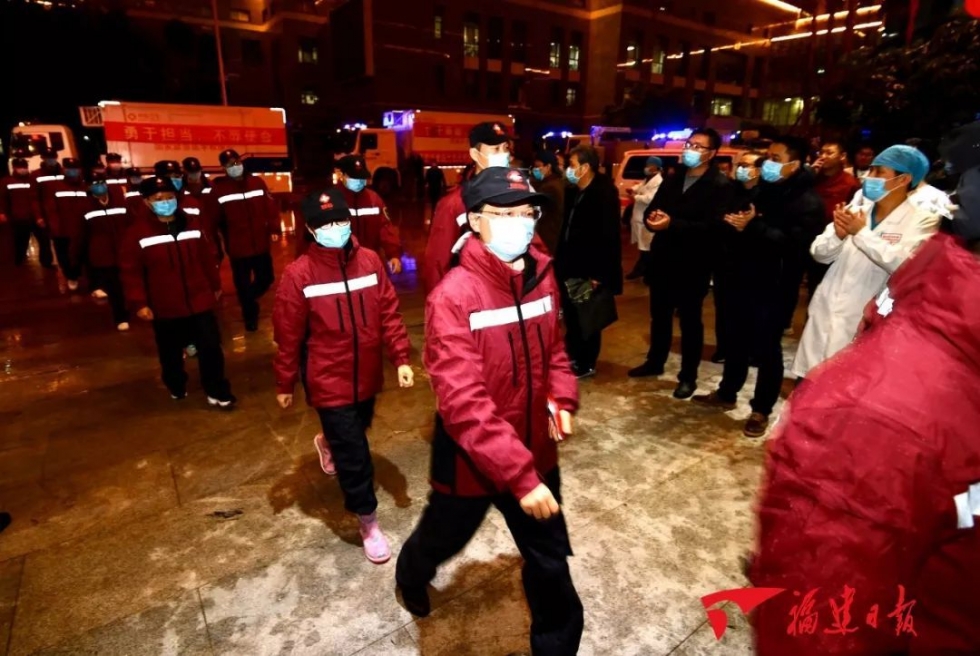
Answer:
[
  {"xmin": 139, "ymin": 175, "xmax": 177, "ymax": 198},
  {"xmin": 301, "ymin": 187, "xmax": 352, "ymax": 228},
  {"xmin": 154, "ymin": 160, "xmax": 182, "ymax": 177},
  {"xmin": 182, "ymin": 157, "xmax": 202, "ymax": 172},
  {"xmin": 462, "ymin": 167, "xmax": 549, "ymax": 212},
  {"xmin": 62, "ymin": 157, "xmax": 81, "ymax": 169},
  {"xmin": 219, "ymin": 149, "xmax": 241, "ymax": 166},
  {"xmin": 87, "ymin": 171, "xmax": 108, "ymax": 185},
  {"xmin": 337, "ymin": 155, "xmax": 370, "ymax": 180},
  {"xmin": 106, "ymin": 152, "xmax": 123, "ymax": 163},
  {"xmin": 12, "ymin": 157, "xmax": 28, "ymax": 168},
  {"xmin": 469, "ymin": 122, "xmax": 510, "ymax": 148}
]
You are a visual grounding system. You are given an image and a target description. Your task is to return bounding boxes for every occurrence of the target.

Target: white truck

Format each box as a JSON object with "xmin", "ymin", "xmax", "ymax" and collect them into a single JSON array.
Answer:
[{"xmin": 344, "ymin": 109, "xmax": 514, "ymax": 193}]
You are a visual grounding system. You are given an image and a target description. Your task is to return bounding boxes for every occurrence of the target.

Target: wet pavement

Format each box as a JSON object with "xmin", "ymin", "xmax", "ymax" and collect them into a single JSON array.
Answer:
[{"xmin": 0, "ymin": 200, "xmax": 808, "ymax": 655}]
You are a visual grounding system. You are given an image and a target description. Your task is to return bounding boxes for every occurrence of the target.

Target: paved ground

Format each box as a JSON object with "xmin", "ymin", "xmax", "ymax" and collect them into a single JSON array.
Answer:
[{"xmin": 0, "ymin": 201, "xmax": 808, "ymax": 655}]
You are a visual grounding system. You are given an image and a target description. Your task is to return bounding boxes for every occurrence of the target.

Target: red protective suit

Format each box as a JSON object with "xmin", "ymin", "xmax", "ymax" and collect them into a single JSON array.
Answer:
[
  {"xmin": 340, "ymin": 187, "xmax": 402, "ymax": 262},
  {"xmin": 422, "ymin": 186, "xmax": 466, "ymax": 295},
  {"xmin": 424, "ymin": 236, "xmax": 578, "ymax": 498},
  {"xmin": 81, "ymin": 196, "xmax": 131, "ymax": 268},
  {"xmin": 0, "ymin": 174, "xmax": 39, "ymax": 222},
  {"xmin": 272, "ymin": 237, "xmax": 411, "ymax": 409},
  {"xmin": 207, "ymin": 174, "xmax": 279, "ymax": 259},
  {"xmin": 752, "ymin": 232, "xmax": 980, "ymax": 655}
]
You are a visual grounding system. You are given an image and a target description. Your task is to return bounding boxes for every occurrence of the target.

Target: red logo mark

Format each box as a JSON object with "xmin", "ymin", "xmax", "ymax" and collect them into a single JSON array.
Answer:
[
  {"xmin": 493, "ymin": 123, "xmax": 504, "ymax": 135},
  {"xmin": 319, "ymin": 194, "xmax": 333, "ymax": 210},
  {"xmin": 507, "ymin": 170, "xmax": 524, "ymax": 182},
  {"xmin": 700, "ymin": 588, "xmax": 786, "ymax": 639}
]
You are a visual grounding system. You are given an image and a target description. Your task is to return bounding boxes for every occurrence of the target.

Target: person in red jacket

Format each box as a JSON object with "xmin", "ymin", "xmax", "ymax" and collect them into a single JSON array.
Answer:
[
  {"xmin": 208, "ymin": 149, "xmax": 280, "ymax": 331},
  {"xmin": 0, "ymin": 157, "xmax": 52, "ymax": 267},
  {"xmin": 421, "ymin": 121, "xmax": 512, "ymax": 295},
  {"xmin": 81, "ymin": 171, "xmax": 132, "ymax": 330},
  {"xmin": 122, "ymin": 167, "xmax": 144, "ymax": 217},
  {"xmin": 395, "ymin": 168, "xmax": 583, "ymax": 655},
  {"xmin": 31, "ymin": 148, "xmax": 63, "ymax": 270},
  {"xmin": 103, "ymin": 153, "xmax": 128, "ymax": 204},
  {"xmin": 120, "ymin": 176, "xmax": 235, "ymax": 408},
  {"xmin": 181, "ymin": 157, "xmax": 222, "ymax": 263},
  {"xmin": 273, "ymin": 187, "xmax": 414, "ymax": 564},
  {"xmin": 45, "ymin": 157, "xmax": 90, "ymax": 291},
  {"xmin": 750, "ymin": 139, "xmax": 980, "ymax": 654},
  {"xmin": 336, "ymin": 155, "xmax": 403, "ymax": 274}
]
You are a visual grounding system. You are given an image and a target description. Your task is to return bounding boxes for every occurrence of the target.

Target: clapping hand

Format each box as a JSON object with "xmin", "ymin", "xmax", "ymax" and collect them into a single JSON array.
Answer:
[
  {"xmin": 724, "ymin": 204, "xmax": 756, "ymax": 232},
  {"xmin": 644, "ymin": 209, "xmax": 671, "ymax": 232}
]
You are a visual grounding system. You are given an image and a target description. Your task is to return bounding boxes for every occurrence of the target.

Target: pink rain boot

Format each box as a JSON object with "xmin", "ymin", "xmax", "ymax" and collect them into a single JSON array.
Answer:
[
  {"xmin": 313, "ymin": 433, "xmax": 337, "ymax": 476},
  {"xmin": 359, "ymin": 513, "xmax": 391, "ymax": 564}
]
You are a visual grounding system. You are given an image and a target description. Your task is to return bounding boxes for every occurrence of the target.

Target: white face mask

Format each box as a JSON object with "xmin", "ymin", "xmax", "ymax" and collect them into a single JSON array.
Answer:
[
  {"xmin": 484, "ymin": 151, "xmax": 511, "ymax": 169},
  {"xmin": 480, "ymin": 215, "xmax": 536, "ymax": 262}
]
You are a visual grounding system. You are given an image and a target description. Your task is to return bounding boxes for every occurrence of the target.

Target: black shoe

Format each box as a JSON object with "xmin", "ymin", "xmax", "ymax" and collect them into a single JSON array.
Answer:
[
  {"xmin": 710, "ymin": 351, "xmax": 726, "ymax": 364},
  {"xmin": 673, "ymin": 381, "xmax": 697, "ymax": 399},
  {"xmin": 397, "ymin": 583, "xmax": 431, "ymax": 617},
  {"xmin": 170, "ymin": 390, "xmax": 187, "ymax": 401},
  {"xmin": 245, "ymin": 319, "xmax": 259, "ymax": 332},
  {"xmin": 628, "ymin": 361, "xmax": 665, "ymax": 378},
  {"xmin": 574, "ymin": 366, "xmax": 596, "ymax": 380},
  {"xmin": 0, "ymin": 512, "xmax": 10, "ymax": 534}
]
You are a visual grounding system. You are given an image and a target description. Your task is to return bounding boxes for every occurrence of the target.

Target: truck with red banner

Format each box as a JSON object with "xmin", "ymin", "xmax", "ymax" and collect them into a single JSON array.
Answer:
[
  {"xmin": 343, "ymin": 109, "xmax": 514, "ymax": 193},
  {"xmin": 9, "ymin": 101, "xmax": 293, "ymax": 197}
]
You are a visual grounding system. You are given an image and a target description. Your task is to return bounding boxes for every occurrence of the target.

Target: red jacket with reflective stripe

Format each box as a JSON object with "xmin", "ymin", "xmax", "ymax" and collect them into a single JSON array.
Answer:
[
  {"xmin": 82, "ymin": 196, "xmax": 132, "ymax": 268},
  {"xmin": 182, "ymin": 185, "xmax": 221, "ymax": 250},
  {"xmin": 273, "ymin": 237, "xmax": 411, "ymax": 409},
  {"xmin": 120, "ymin": 210, "xmax": 221, "ymax": 319},
  {"xmin": 423, "ymin": 186, "xmax": 466, "ymax": 296},
  {"xmin": 0, "ymin": 174, "xmax": 39, "ymax": 222},
  {"xmin": 105, "ymin": 176, "xmax": 129, "ymax": 206},
  {"xmin": 208, "ymin": 174, "xmax": 279, "ymax": 259},
  {"xmin": 751, "ymin": 233, "xmax": 980, "ymax": 655},
  {"xmin": 340, "ymin": 187, "xmax": 402, "ymax": 261},
  {"xmin": 424, "ymin": 236, "xmax": 578, "ymax": 498},
  {"xmin": 31, "ymin": 167, "xmax": 63, "ymax": 222},
  {"xmin": 44, "ymin": 179, "xmax": 89, "ymax": 238}
]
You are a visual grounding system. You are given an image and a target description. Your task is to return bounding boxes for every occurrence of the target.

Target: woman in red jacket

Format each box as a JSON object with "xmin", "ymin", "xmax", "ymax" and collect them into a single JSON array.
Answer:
[
  {"xmin": 273, "ymin": 187, "xmax": 414, "ymax": 565},
  {"xmin": 395, "ymin": 168, "xmax": 583, "ymax": 656},
  {"xmin": 81, "ymin": 171, "xmax": 132, "ymax": 330}
]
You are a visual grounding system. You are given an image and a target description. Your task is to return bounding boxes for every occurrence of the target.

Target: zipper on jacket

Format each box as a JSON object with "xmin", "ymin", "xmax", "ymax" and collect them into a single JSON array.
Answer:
[
  {"xmin": 339, "ymin": 252, "xmax": 360, "ymax": 403},
  {"xmin": 535, "ymin": 324, "xmax": 547, "ymax": 377},
  {"xmin": 506, "ymin": 332, "xmax": 519, "ymax": 387},
  {"xmin": 335, "ymin": 298, "xmax": 346, "ymax": 333},
  {"xmin": 172, "ymin": 236, "xmax": 194, "ymax": 315},
  {"xmin": 359, "ymin": 295, "xmax": 368, "ymax": 327},
  {"xmin": 511, "ymin": 279, "xmax": 535, "ymax": 448},
  {"xmin": 245, "ymin": 179, "xmax": 260, "ymax": 255}
]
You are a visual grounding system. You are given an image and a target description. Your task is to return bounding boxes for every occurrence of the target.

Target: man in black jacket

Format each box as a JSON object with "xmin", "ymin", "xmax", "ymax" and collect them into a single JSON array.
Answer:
[
  {"xmin": 629, "ymin": 128, "xmax": 734, "ymax": 399},
  {"xmin": 556, "ymin": 145, "xmax": 623, "ymax": 378},
  {"xmin": 693, "ymin": 135, "xmax": 825, "ymax": 437}
]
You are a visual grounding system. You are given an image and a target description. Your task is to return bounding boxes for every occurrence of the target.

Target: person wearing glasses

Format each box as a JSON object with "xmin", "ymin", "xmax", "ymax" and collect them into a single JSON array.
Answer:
[
  {"xmin": 273, "ymin": 187, "xmax": 414, "ymax": 565},
  {"xmin": 396, "ymin": 167, "xmax": 583, "ymax": 656},
  {"xmin": 629, "ymin": 128, "xmax": 735, "ymax": 400}
]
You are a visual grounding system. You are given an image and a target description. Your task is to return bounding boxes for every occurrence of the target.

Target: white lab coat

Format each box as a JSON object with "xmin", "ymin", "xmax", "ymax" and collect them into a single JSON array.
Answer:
[
  {"xmin": 629, "ymin": 173, "xmax": 662, "ymax": 252},
  {"xmin": 792, "ymin": 194, "xmax": 941, "ymax": 378}
]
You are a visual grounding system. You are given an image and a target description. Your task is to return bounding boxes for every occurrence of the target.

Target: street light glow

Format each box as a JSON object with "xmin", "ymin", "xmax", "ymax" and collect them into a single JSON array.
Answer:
[{"xmin": 757, "ymin": 0, "xmax": 804, "ymax": 14}]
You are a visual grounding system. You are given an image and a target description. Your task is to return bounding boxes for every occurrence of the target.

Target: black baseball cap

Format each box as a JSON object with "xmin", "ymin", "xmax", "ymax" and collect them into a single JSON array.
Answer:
[
  {"xmin": 469, "ymin": 122, "xmax": 510, "ymax": 148},
  {"xmin": 337, "ymin": 155, "xmax": 370, "ymax": 180},
  {"xmin": 301, "ymin": 187, "xmax": 352, "ymax": 228},
  {"xmin": 182, "ymin": 157, "xmax": 202, "ymax": 173},
  {"xmin": 940, "ymin": 121, "xmax": 980, "ymax": 175},
  {"xmin": 12, "ymin": 157, "xmax": 28, "ymax": 168},
  {"xmin": 87, "ymin": 171, "xmax": 108, "ymax": 184},
  {"xmin": 139, "ymin": 175, "xmax": 177, "ymax": 198},
  {"xmin": 219, "ymin": 149, "xmax": 241, "ymax": 166},
  {"xmin": 106, "ymin": 152, "xmax": 123, "ymax": 163},
  {"xmin": 124, "ymin": 166, "xmax": 141, "ymax": 178},
  {"xmin": 154, "ymin": 160, "xmax": 182, "ymax": 177},
  {"xmin": 62, "ymin": 157, "xmax": 81, "ymax": 169},
  {"xmin": 40, "ymin": 147, "xmax": 59, "ymax": 159},
  {"xmin": 462, "ymin": 167, "xmax": 549, "ymax": 211}
]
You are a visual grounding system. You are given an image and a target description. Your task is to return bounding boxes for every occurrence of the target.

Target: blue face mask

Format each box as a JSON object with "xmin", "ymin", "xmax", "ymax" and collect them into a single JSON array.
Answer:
[
  {"xmin": 344, "ymin": 178, "xmax": 367, "ymax": 193},
  {"xmin": 313, "ymin": 223, "xmax": 352, "ymax": 249},
  {"xmin": 761, "ymin": 160, "xmax": 786, "ymax": 183},
  {"xmin": 532, "ymin": 167, "xmax": 545, "ymax": 182},
  {"xmin": 485, "ymin": 217, "xmax": 536, "ymax": 262},
  {"xmin": 226, "ymin": 164, "xmax": 244, "ymax": 178},
  {"xmin": 65, "ymin": 169, "xmax": 81, "ymax": 179},
  {"xmin": 90, "ymin": 183, "xmax": 108, "ymax": 196},
  {"xmin": 681, "ymin": 149, "xmax": 704, "ymax": 168},
  {"xmin": 565, "ymin": 166, "xmax": 581, "ymax": 185},
  {"xmin": 151, "ymin": 198, "xmax": 179, "ymax": 217},
  {"xmin": 485, "ymin": 152, "xmax": 511, "ymax": 169},
  {"xmin": 171, "ymin": 178, "xmax": 184, "ymax": 191},
  {"xmin": 735, "ymin": 166, "xmax": 754, "ymax": 183},
  {"xmin": 862, "ymin": 175, "xmax": 903, "ymax": 203}
]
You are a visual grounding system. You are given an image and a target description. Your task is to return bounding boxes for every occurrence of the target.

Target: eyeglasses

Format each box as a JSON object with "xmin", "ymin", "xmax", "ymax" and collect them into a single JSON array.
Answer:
[
  {"xmin": 476, "ymin": 208, "xmax": 542, "ymax": 222},
  {"xmin": 321, "ymin": 220, "xmax": 351, "ymax": 228},
  {"xmin": 684, "ymin": 142, "xmax": 713, "ymax": 152}
]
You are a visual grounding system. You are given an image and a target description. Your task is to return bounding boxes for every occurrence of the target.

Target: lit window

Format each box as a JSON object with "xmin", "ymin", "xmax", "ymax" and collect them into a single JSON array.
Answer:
[
  {"xmin": 463, "ymin": 21, "xmax": 479, "ymax": 57},
  {"xmin": 566, "ymin": 87, "xmax": 577, "ymax": 107},
  {"xmin": 651, "ymin": 49, "xmax": 665, "ymax": 75},
  {"xmin": 229, "ymin": 8, "xmax": 250, "ymax": 22},
  {"xmin": 301, "ymin": 89, "xmax": 319, "ymax": 105},
  {"xmin": 626, "ymin": 41, "xmax": 639, "ymax": 66},
  {"xmin": 762, "ymin": 97, "xmax": 804, "ymax": 125},
  {"xmin": 434, "ymin": 14, "xmax": 443, "ymax": 39},
  {"xmin": 550, "ymin": 41, "xmax": 561, "ymax": 68},
  {"xmin": 298, "ymin": 39, "xmax": 318, "ymax": 64},
  {"xmin": 711, "ymin": 97, "xmax": 733, "ymax": 116},
  {"xmin": 568, "ymin": 44, "xmax": 580, "ymax": 71}
]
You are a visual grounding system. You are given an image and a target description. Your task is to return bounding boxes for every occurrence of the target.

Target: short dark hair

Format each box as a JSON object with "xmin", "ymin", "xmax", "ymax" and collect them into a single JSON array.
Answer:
[
  {"xmin": 773, "ymin": 135, "xmax": 809, "ymax": 162},
  {"xmin": 569, "ymin": 145, "xmax": 600, "ymax": 172},
  {"xmin": 821, "ymin": 140, "xmax": 847, "ymax": 154},
  {"xmin": 691, "ymin": 127, "xmax": 722, "ymax": 151}
]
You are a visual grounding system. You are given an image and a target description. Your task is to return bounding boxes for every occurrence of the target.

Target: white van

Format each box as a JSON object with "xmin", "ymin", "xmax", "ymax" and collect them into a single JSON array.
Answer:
[{"xmin": 614, "ymin": 147, "xmax": 745, "ymax": 213}]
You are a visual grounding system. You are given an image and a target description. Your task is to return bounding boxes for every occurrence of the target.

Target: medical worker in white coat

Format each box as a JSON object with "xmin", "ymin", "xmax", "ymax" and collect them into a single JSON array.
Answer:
[
  {"xmin": 793, "ymin": 145, "xmax": 941, "ymax": 378},
  {"xmin": 625, "ymin": 156, "xmax": 663, "ymax": 280}
]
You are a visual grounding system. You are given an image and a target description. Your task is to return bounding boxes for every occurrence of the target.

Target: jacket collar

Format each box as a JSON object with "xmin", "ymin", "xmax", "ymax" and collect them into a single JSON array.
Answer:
[
  {"xmin": 306, "ymin": 236, "xmax": 362, "ymax": 268},
  {"xmin": 459, "ymin": 235, "xmax": 552, "ymax": 297}
]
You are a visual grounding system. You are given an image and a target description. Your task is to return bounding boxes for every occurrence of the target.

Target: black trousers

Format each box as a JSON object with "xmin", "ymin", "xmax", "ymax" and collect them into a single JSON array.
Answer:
[
  {"xmin": 561, "ymin": 294, "xmax": 602, "ymax": 371},
  {"xmin": 647, "ymin": 271, "xmax": 712, "ymax": 384},
  {"xmin": 52, "ymin": 236, "xmax": 82, "ymax": 281},
  {"xmin": 716, "ymin": 281, "xmax": 785, "ymax": 417},
  {"xmin": 12, "ymin": 221, "xmax": 53, "ymax": 267},
  {"xmin": 397, "ymin": 468, "xmax": 583, "ymax": 656},
  {"xmin": 712, "ymin": 266, "xmax": 736, "ymax": 358},
  {"xmin": 315, "ymin": 398, "xmax": 378, "ymax": 516},
  {"xmin": 778, "ymin": 256, "xmax": 807, "ymax": 330},
  {"xmin": 89, "ymin": 266, "xmax": 129, "ymax": 325},
  {"xmin": 151, "ymin": 311, "xmax": 231, "ymax": 398},
  {"xmin": 230, "ymin": 252, "xmax": 275, "ymax": 324}
]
